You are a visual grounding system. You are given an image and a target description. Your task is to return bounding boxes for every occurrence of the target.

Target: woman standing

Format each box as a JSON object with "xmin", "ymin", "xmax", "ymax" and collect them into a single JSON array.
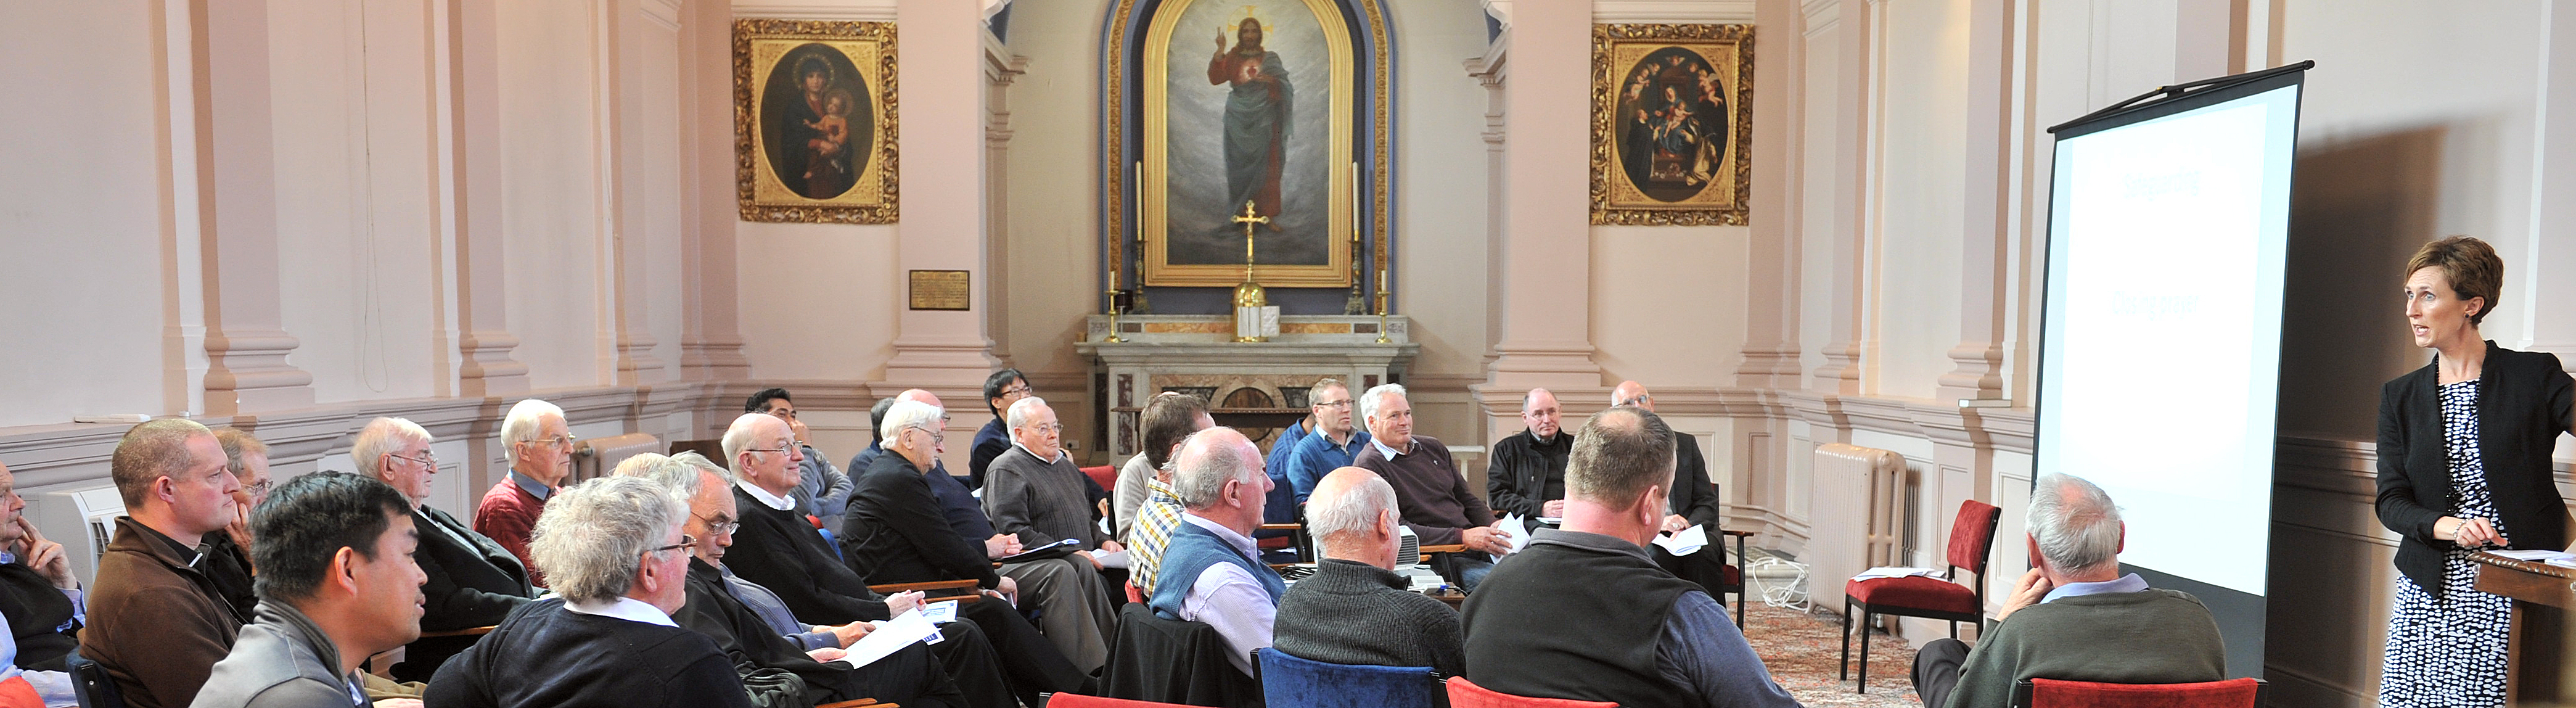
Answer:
[{"xmin": 2376, "ymin": 236, "xmax": 2576, "ymax": 707}]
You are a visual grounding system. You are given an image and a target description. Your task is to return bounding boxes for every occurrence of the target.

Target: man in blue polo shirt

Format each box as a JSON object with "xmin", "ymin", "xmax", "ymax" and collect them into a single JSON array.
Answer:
[{"xmin": 1283, "ymin": 379, "xmax": 1371, "ymax": 503}]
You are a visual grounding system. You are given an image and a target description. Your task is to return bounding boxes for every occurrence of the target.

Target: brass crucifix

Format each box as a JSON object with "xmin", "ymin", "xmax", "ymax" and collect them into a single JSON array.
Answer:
[{"xmin": 1229, "ymin": 199, "xmax": 1270, "ymax": 311}]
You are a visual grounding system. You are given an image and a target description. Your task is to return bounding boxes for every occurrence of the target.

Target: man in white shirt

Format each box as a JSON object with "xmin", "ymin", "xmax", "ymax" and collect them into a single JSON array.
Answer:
[{"xmin": 1142, "ymin": 427, "xmax": 1285, "ymax": 677}]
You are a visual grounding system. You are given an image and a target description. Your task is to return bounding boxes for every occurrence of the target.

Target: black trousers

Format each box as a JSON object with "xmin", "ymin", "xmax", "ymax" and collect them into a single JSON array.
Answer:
[
  {"xmin": 1913, "ymin": 637, "xmax": 1970, "ymax": 708},
  {"xmin": 923, "ymin": 620, "xmax": 1018, "ymax": 708},
  {"xmin": 958, "ymin": 596, "xmax": 1093, "ymax": 704}
]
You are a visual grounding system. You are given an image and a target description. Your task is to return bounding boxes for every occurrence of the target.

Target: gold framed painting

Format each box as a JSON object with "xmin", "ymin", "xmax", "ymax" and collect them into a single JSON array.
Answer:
[
  {"xmin": 736, "ymin": 19, "xmax": 897, "ymax": 223},
  {"xmin": 1592, "ymin": 23, "xmax": 1754, "ymax": 226},
  {"xmin": 1136, "ymin": 0, "xmax": 1358, "ymax": 287}
]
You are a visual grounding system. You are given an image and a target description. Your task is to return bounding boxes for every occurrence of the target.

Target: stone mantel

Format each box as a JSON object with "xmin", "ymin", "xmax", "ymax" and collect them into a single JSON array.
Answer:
[{"xmin": 1076, "ymin": 315, "xmax": 1418, "ymax": 456}]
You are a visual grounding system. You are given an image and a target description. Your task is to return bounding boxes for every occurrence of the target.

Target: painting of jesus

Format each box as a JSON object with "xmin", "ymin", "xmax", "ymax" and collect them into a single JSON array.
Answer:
[{"xmin": 1210, "ymin": 17, "xmax": 1290, "ymax": 231}]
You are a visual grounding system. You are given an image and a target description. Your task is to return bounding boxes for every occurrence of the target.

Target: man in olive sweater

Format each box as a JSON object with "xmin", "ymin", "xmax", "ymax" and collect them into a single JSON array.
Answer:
[
  {"xmin": 1911, "ymin": 473, "xmax": 2226, "ymax": 708},
  {"xmin": 1274, "ymin": 467, "xmax": 1463, "ymax": 678}
]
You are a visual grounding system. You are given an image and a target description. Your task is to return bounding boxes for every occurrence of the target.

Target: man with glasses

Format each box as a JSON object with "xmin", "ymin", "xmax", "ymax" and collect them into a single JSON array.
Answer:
[
  {"xmin": 361, "ymin": 417, "xmax": 538, "ymax": 682},
  {"xmin": 1282, "ymin": 378, "xmax": 1372, "ymax": 503},
  {"xmin": 980, "ymin": 397, "xmax": 1120, "ymax": 673},
  {"xmin": 731, "ymin": 410, "xmax": 1090, "ymax": 704},
  {"xmin": 81, "ymin": 418, "xmax": 246, "ymax": 708},
  {"xmin": 966, "ymin": 369, "xmax": 1033, "ymax": 491},
  {"xmin": 747, "ymin": 388, "xmax": 856, "ymax": 533},
  {"xmin": 475, "ymin": 398, "xmax": 575, "ymax": 585},
  {"xmin": 0, "ymin": 461, "xmax": 80, "ymax": 704},
  {"xmin": 1350, "ymin": 385, "xmax": 1514, "ymax": 591},
  {"xmin": 205, "ymin": 428, "xmax": 268, "ymax": 627},
  {"xmin": 425, "ymin": 475, "xmax": 755, "ymax": 707},
  {"xmin": 847, "ymin": 390, "xmax": 1024, "ymax": 570}
]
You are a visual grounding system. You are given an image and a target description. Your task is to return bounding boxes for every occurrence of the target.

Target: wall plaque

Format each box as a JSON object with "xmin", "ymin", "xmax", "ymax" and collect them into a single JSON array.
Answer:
[{"xmin": 908, "ymin": 270, "xmax": 971, "ymax": 310}]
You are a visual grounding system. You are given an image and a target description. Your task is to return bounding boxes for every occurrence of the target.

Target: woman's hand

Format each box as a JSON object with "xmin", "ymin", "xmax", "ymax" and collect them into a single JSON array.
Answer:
[{"xmin": 2435, "ymin": 516, "xmax": 2510, "ymax": 548}]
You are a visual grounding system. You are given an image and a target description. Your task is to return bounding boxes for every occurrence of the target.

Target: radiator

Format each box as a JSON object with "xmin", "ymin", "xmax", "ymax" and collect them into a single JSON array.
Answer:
[
  {"xmin": 572, "ymin": 433, "xmax": 663, "ymax": 484},
  {"xmin": 1806, "ymin": 443, "xmax": 1906, "ymax": 609}
]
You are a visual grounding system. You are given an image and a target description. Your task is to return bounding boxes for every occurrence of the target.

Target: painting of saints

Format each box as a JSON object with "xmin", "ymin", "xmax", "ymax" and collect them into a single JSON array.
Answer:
[
  {"xmin": 1613, "ymin": 48, "xmax": 1729, "ymax": 202},
  {"xmin": 1209, "ymin": 17, "xmax": 1290, "ymax": 232}
]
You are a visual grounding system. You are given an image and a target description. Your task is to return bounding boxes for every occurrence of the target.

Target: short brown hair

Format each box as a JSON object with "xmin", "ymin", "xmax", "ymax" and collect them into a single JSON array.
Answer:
[
  {"xmin": 2406, "ymin": 236, "xmax": 2504, "ymax": 326},
  {"xmin": 1566, "ymin": 406, "xmax": 1675, "ymax": 506},
  {"xmin": 213, "ymin": 428, "xmax": 269, "ymax": 476},
  {"xmin": 1141, "ymin": 392, "xmax": 1211, "ymax": 470},
  {"xmin": 111, "ymin": 419, "xmax": 213, "ymax": 508}
]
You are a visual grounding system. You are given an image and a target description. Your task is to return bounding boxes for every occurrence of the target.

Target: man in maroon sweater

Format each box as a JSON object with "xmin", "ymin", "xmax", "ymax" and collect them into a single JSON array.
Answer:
[
  {"xmin": 1348, "ymin": 384, "xmax": 1514, "ymax": 590},
  {"xmin": 475, "ymin": 397, "xmax": 574, "ymax": 586}
]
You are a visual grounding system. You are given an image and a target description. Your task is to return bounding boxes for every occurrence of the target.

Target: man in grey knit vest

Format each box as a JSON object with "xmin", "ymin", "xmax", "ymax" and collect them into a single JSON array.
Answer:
[
  {"xmin": 1911, "ymin": 472, "xmax": 2226, "ymax": 708},
  {"xmin": 1273, "ymin": 466, "xmax": 1465, "ymax": 677}
]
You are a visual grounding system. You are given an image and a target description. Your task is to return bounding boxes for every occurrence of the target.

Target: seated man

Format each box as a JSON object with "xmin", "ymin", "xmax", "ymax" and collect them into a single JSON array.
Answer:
[
  {"xmin": 966, "ymin": 369, "xmax": 1033, "ymax": 491},
  {"xmin": 847, "ymin": 390, "xmax": 1022, "ymax": 567},
  {"xmin": 1911, "ymin": 474, "xmax": 2225, "ymax": 708},
  {"xmin": 360, "ymin": 418, "xmax": 539, "ymax": 682},
  {"xmin": 1147, "ymin": 427, "xmax": 1286, "ymax": 677},
  {"xmin": 1115, "ymin": 393, "xmax": 1212, "ymax": 596},
  {"xmin": 1486, "ymin": 388, "xmax": 1570, "ymax": 531},
  {"xmin": 1274, "ymin": 467, "xmax": 1463, "ymax": 677},
  {"xmin": 0, "ymin": 461, "xmax": 80, "ymax": 704},
  {"xmin": 723, "ymin": 411, "xmax": 1088, "ymax": 704},
  {"xmin": 617, "ymin": 453, "xmax": 986, "ymax": 708},
  {"xmin": 1462, "ymin": 407, "xmax": 1800, "ymax": 708},
  {"xmin": 1611, "ymin": 381, "xmax": 1730, "ymax": 593},
  {"xmin": 425, "ymin": 476, "xmax": 752, "ymax": 707},
  {"xmin": 981, "ymin": 397, "xmax": 1120, "ymax": 672},
  {"xmin": 1281, "ymin": 379, "xmax": 1369, "ymax": 503},
  {"xmin": 194, "ymin": 472, "xmax": 426, "ymax": 708},
  {"xmin": 747, "ymin": 388, "xmax": 855, "ymax": 532},
  {"xmin": 1348, "ymin": 385, "xmax": 1513, "ymax": 590},
  {"xmin": 207, "ymin": 428, "xmax": 268, "ymax": 620},
  {"xmin": 1261, "ymin": 383, "xmax": 1316, "ymax": 509},
  {"xmin": 475, "ymin": 398, "xmax": 574, "ymax": 587},
  {"xmin": 81, "ymin": 419, "xmax": 249, "ymax": 708}
]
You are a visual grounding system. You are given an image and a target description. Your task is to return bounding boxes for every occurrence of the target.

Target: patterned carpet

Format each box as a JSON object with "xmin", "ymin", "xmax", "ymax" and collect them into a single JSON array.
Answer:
[{"xmin": 1739, "ymin": 601, "xmax": 1926, "ymax": 708}]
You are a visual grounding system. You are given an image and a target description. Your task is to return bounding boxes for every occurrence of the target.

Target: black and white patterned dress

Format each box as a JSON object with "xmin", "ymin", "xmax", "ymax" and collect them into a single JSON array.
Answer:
[{"xmin": 2379, "ymin": 379, "xmax": 2512, "ymax": 708}]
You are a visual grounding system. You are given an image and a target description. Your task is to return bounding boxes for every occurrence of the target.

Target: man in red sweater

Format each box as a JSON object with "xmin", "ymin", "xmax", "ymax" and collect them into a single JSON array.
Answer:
[{"xmin": 475, "ymin": 398, "xmax": 573, "ymax": 586}]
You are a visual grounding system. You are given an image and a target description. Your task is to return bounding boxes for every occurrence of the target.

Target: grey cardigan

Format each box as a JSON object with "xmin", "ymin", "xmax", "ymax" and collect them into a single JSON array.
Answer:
[{"xmin": 188, "ymin": 601, "xmax": 365, "ymax": 708}]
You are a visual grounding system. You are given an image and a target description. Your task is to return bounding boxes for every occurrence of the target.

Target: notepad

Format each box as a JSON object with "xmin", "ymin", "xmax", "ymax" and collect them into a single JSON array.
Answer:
[
  {"xmin": 830, "ymin": 607, "xmax": 942, "ymax": 669},
  {"xmin": 918, "ymin": 600, "xmax": 959, "ymax": 625},
  {"xmin": 1851, "ymin": 566, "xmax": 1944, "ymax": 581},
  {"xmin": 1652, "ymin": 525, "xmax": 1709, "ymax": 556},
  {"xmin": 996, "ymin": 538, "xmax": 1080, "ymax": 563},
  {"xmin": 1093, "ymin": 549, "xmax": 1130, "ymax": 569}
]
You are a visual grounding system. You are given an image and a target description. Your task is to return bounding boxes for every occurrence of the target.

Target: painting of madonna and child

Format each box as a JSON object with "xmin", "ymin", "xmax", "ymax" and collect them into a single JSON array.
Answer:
[
  {"xmin": 1147, "ymin": 0, "xmax": 1358, "ymax": 287},
  {"xmin": 1594, "ymin": 25, "xmax": 1752, "ymax": 226},
  {"xmin": 735, "ymin": 20, "xmax": 895, "ymax": 224}
]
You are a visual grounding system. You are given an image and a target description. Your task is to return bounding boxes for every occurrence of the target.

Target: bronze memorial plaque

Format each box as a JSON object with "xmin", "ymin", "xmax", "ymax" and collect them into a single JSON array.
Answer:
[{"xmin": 908, "ymin": 270, "xmax": 971, "ymax": 310}]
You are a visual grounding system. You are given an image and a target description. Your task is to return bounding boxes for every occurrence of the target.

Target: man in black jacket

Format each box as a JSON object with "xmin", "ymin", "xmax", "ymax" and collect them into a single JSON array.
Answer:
[
  {"xmin": 0, "ymin": 461, "xmax": 81, "ymax": 675},
  {"xmin": 720, "ymin": 411, "xmax": 1088, "ymax": 704},
  {"xmin": 1611, "ymin": 381, "xmax": 1731, "ymax": 594},
  {"xmin": 356, "ymin": 417, "xmax": 539, "ymax": 681},
  {"xmin": 1487, "ymin": 388, "xmax": 1572, "ymax": 532}
]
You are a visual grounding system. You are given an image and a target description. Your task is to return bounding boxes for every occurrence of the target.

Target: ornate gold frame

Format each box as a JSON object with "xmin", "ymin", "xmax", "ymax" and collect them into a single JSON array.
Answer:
[
  {"xmin": 1138, "ymin": 0, "xmax": 1355, "ymax": 287},
  {"xmin": 1591, "ymin": 23, "xmax": 1754, "ymax": 226},
  {"xmin": 735, "ymin": 19, "xmax": 898, "ymax": 224}
]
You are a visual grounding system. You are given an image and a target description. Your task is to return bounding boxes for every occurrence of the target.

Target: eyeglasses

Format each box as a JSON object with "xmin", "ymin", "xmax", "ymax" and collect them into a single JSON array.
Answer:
[
  {"xmin": 910, "ymin": 426, "xmax": 946, "ymax": 443},
  {"xmin": 390, "ymin": 452, "xmax": 438, "ymax": 469},
  {"xmin": 694, "ymin": 512, "xmax": 740, "ymax": 537},
  {"xmin": 649, "ymin": 535, "xmax": 698, "ymax": 554},
  {"xmin": 536, "ymin": 434, "xmax": 576, "ymax": 448},
  {"xmin": 241, "ymin": 479, "xmax": 274, "ymax": 497},
  {"xmin": 1023, "ymin": 423, "xmax": 1064, "ymax": 434},
  {"xmin": 1313, "ymin": 399, "xmax": 1352, "ymax": 410},
  {"xmin": 998, "ymin": 384, "xmax": 1033, "ymax": 398},
  {"xmin": 748, "ymin": 441, "xmax": 798, "ymax": 456}
]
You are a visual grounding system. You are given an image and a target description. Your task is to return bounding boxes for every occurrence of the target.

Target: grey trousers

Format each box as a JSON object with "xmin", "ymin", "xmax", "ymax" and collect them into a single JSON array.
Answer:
[
  {"xmin": 1000, "ymin": 556, "xmax": 1117, "ymax": 673},
  {"xmin": 1913, "ymin": 637, "xmax": 1971, "ymax": 708}
]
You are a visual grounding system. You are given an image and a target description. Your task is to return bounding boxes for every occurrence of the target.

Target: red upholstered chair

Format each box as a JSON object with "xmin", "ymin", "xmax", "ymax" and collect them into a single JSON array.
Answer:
[
  {"xmin": 1041, "ymin": 693, "xmax": 1192, "ymax": 708},
  {"xmin": 1840, "ymin": 499, "xmax": 2001, "ymax": 693},
  {"xmin": 1443, "ymin": 677, "xmax": 1619, "ymax": 708},
  {"xmin": 2010, "ymin": 678, "xmax": 2266, "ymax": 708},
  {"xmin": 1082, "ymin": 465, "xmax": 1120, "ymax": 492}
]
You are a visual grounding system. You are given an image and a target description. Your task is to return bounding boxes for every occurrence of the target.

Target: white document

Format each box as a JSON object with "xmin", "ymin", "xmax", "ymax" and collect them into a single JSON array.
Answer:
[
  {"xmin": 830, "ymin": 607, "xmax": 943, "ymax": 669},
  {"xmin": 918, "ymin": 601, "xmax": 959, "ymax": 625},
  {"xmin": 1093, "ymin": 549, "xmax": 1131, "ymax": 569},
  {"xmin": 2490, "ymin": 549, "xmax": 2574, "ymax": 562},
  {"xmin": 1850, "ymin": 566, "xmax": 1945, "ymax": 581},
  {"xmin": 1495, "ymin": 514, "xmax": 1532, "ymax": 554},
  {"xmin": 1652, "ymin": 525, "xmax": 1708, "ymax": 556}
]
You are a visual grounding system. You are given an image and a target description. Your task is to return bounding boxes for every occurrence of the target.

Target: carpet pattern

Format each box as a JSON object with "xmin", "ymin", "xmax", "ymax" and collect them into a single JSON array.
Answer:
[{"xmin": 1739, "ymin": 601, "xmax": 1926, "ymax": 708}]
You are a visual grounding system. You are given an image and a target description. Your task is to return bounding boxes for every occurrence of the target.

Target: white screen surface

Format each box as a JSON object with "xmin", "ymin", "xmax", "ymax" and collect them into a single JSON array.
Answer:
[{"xmin": 2037, "ymin": 84, "xmax": 2299, "ymax": 597}]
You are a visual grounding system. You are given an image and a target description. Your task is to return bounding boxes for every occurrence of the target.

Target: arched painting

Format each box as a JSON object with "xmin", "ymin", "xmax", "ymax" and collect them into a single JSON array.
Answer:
[
  {"xmin": 1139, "ymin": 0, "xmax": 1356, "ymax": 287},
  {"xmin": 1593, "ymin": 23, "xmax": 1754, "ymax": 226},
  {"xmin": 735, "ymin": 19, "xmax": 898, "ymax": 224}
]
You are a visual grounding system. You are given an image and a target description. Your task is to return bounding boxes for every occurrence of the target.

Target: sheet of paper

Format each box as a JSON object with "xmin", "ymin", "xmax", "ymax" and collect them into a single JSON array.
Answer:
[
  {"xmin": 996, "ymin": 537, "xmax": 1081, "ymax": 563},
  {"xmin": 1850, "ymin": 566, "xmax": 1944, "ymax": 581},
  {"xmin": 1495, "ymin": 514, "xmax": 1532, "ymax": 554},
  {"xmin": 2490, "ymin": 549, "xmax": 2573, "ymax": 561},
  {"xmin": 829, "ymin": 607, "xmax": 943, "ymax": 669},
  {"xmin": 918, "ymin": 601, "xmax": 958, "ymax": 625},
  {"xmin": 1652, "ymin": 524, "xmax": 1708, "ymax": 556},
  {"xmin": 1093, "ymin": 548, "xmax": 1130, "ymax": 569}
]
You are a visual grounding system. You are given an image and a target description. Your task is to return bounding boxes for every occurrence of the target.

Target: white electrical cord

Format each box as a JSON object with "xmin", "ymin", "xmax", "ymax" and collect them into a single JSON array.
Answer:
[{"xmin": 1747, "ymin": 554, "xmax": 1812, "ymax": 612}]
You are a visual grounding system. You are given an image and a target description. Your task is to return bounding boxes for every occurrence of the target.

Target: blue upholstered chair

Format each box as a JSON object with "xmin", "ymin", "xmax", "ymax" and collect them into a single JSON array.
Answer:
[{"xmin": 1257, "ymin": 648, "xmax": 1445, "ymax": 708}]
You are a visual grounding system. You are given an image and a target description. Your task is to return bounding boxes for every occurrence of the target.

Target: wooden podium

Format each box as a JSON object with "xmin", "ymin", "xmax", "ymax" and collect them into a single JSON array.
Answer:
[{"xmin": 2472, "ymin": 552, "xmax": 2570, "ymax": 704}]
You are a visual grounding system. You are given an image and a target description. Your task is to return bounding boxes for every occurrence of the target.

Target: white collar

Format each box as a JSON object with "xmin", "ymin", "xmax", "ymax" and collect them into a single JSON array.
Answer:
[
  {"xmin": 1369, "ymin": 435, "xmax": 1407, "ymax": 459},
  {"xmin": 1179, "ymin": 513, "xmax": 1260, "ymax": 558},
  {"xmin": 1011, "ymin": 440, "xmax": 1067, "ymax": 465},
  {"xmin": 564, "ymin": 596, "xmax": 676, "ymax": 627},
  {"xmin": 737, "ymin": 480, "xmax": 795, "ymax": 511}
]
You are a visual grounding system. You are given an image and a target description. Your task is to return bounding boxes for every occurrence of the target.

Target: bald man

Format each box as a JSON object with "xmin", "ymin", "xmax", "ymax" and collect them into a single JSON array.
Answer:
[
  {"xmin": 1274, "ymin": 467, "xmax": 1464, "ymax": 677},
  {"xmin": 1614, "ymin": 381, "xmax": 1732, "ymax": 599},
  {"xmin": 1488, "ymin": 388, "xmax": 1572, "ymax": 530}
]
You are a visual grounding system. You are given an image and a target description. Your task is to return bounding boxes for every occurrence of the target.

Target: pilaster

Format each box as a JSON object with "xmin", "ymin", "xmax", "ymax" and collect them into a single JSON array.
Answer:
[
  {"xmin": 1933, "ymin": 0, "xmax": 2012, "ymax": 403},
  {"xmin": 443, "ymin": 0, "xmax": 530, "ymax": 397},
  {"xmin": 678, "ymin": 0, "xmax": 751, "ymax": 381},
  {"xmin": 1807, "ymin": 0, "xmax": 1869, "ymax": 395},
  {"xmin": 194, "ymin": 0, "xmax": 314, "ymax": 416},
  {"xmin": 1475, "ymin": 0, "xmax": 1602, "ymax": 437}
]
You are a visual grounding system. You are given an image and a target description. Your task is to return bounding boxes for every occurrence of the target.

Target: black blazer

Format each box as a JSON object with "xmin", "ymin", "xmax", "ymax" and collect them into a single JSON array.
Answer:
[
  {"xmin": 397, "ymin": 504, "xmax": 536, "ymax": 681},
  {"xmin": 1487, "ymin": 429, "xmax": 1570, "ymax": 521},
  {"xmin": 2377, "ymin": 340, "xmax": 2576, "ymax": 596},
  {"xmin": 726, "ymin": 487, "xmax": 894, "ymax": 625},
  {"xmin": 1670, "ymin": 435, "xmax": 1723, "ymax": 529},
  {"xmin": 843, "ymin": 453, "xmax": 1003, "ymax": 588}
]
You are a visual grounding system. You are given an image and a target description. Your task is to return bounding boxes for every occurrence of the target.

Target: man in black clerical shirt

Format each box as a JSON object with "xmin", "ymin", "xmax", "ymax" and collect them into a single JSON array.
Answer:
[
  {"xmin": 425, "ymin": 475, "xmax": 752, "ymax": 708},
  {"xmin": 720, "ymin": 411, "xmax": 1089, "ymax": 705}
]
